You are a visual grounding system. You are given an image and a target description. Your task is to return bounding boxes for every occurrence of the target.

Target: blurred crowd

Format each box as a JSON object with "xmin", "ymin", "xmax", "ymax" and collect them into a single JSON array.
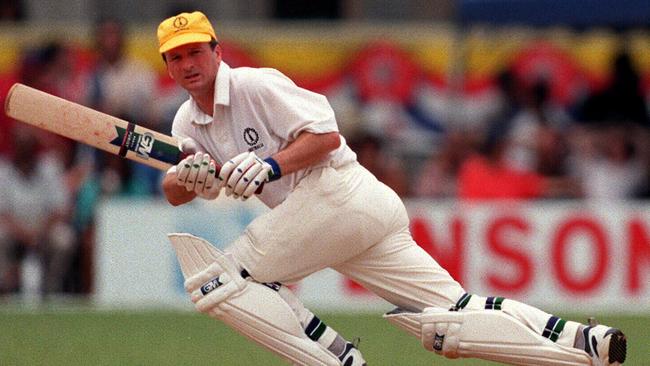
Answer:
[
  {"xmin": 0, "ymin": 18, "xmax": 649, "ymax": 298},
  {"xmin": 404, "ymin": 53, "xmax": 650, "ymax": 201},
  {"xmin": 0, "ymin": 19, "xmax": 186, "ymax": 298}
]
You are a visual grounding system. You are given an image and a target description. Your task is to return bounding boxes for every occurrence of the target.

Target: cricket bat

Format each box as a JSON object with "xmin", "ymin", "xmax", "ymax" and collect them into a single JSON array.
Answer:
[{"xmin": 4, "ymin": 83, "xmax": 182, "ymax": 171}]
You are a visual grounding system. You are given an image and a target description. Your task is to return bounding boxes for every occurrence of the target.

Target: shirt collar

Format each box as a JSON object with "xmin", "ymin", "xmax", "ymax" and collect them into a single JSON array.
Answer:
[
  {"xmin": 215, "ymin": 61, "xmax": 231, "ymax": 107},
  {"xmin": 189, "ymin": 61, "xmax": 231, "ymax": 125}
]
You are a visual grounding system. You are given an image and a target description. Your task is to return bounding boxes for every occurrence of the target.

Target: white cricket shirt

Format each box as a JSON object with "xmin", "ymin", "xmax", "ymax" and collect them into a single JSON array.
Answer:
[{"xmin": 171, "ymin": 62, "xmax": 357, "ymax": 208}]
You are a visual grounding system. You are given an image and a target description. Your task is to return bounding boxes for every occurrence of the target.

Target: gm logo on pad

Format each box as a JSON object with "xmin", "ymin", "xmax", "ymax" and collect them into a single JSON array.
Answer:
[
  {"xmin": 433, "ymin": 333, "xmax": 445, "ymax": 352},
  {"xmin": 200, "ymin": 276, "xmax": 223, "ymax": 295}
]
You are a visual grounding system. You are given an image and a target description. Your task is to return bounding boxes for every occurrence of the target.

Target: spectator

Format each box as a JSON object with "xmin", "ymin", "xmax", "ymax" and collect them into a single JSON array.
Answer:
[
  {"xmin": 7, "ymin": 41, "xmax": 95, "ymax": 295},
  {"xmin": 457, "ymin": 130, "xmax": 578, "ymax": 200},
  {"xmin": 571, "ymin": 49, "xmax": 650, "ymax": 199},
  {"xmin": 0, "ymin": 72, "xmax": 18, "ymax": 158},
  {"xmin": 486, "ymin": 69, "xmax": 524, "ymax": 135},
  {"xmin": 576, "ymin": 50, "xmax": 649, "ymax": 129},
  {"xmin": 87, "ymin": 18, "xmax": 160, "ymax": 196},
  {"xmin": 348, "ymin": 133, "xmax": 409, "ymax": 197},
  {"xmin": 18, "ymin": 42, "xmax": 87, "ymax": 167},
  {"xmin": 569, "ymin": 125, "xmax": 646, "ymax": 200},
  {"xmin": 504, "ymin": 79, "xmax": 572, "ymax": 175},
  {"xmin": 0, "ymin": 127, "xmax": 75, "ymax": 296},
  {"xmin": 413, "ymin": 132, "xmax": 472, "ymax": 198},
  {"xmin": 90, "ymin": 18, "xmax": 157, "ymax": 127}
]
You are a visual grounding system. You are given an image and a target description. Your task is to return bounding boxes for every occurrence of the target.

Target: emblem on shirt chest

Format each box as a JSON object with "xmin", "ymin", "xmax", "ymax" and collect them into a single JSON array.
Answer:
[{"xmin": 243, "ymin": 127, "xmax": 264, "ymax": 152}]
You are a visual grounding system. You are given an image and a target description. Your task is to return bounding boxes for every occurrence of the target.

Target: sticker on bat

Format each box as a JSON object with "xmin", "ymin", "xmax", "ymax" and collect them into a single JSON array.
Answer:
[
  {"xmin": 110, "ymin": 125, "xmax": 182, "ymax": 165},
  {"xmin": 136, "ymin": 132, "xmax": 155, "ymax": 158}
]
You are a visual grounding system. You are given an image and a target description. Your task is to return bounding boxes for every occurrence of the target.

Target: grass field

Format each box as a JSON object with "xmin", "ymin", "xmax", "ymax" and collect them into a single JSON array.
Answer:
[{"xmin": 0, "ymin": 308, "xmax": 646, "ymax": 365}]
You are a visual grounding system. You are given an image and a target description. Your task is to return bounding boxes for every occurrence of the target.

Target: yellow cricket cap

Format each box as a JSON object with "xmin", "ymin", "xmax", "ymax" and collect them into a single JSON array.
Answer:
[{"xmin": 157, "ymin": 11, "xmax": 217, "ymax": 53}]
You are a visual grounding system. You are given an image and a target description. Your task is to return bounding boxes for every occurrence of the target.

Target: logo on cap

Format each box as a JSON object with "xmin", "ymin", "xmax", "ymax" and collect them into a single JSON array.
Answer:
[{"xmin": 173, "ymin": 16, "xmax": 189, "ymax": 29}]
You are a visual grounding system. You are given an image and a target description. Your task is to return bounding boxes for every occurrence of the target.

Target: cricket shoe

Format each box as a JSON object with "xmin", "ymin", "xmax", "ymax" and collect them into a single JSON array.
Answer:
[
  {"xmin": 583, "ymin": 318, "xmax": 627, "ymax": 365},
  {"xmin": 339, "ymin": 339, "xmax": 367, "ymax": 366}
]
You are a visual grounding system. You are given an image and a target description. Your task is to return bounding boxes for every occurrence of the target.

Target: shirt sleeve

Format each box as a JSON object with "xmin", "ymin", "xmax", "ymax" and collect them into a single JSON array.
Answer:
[{"xmin": 252, "ymin": 69, "xmax": 338, "ymax": 141}]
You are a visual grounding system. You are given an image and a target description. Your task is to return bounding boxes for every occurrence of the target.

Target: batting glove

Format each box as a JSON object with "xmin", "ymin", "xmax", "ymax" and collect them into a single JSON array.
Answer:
[
  {"xmin": 219, "ymin": 151, "xmax": 281, "ymax": 200},
  {"xmin": 176, "ymin": 153, "xmax": 221, "ymax": 200}
]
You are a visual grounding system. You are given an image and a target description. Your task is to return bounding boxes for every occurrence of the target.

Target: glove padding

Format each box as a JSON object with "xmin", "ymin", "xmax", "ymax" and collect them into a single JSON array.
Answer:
[
  {"xmin": 176, "ymin": 153, "xmax": 221, "ymax": 200},
  {"xmin": 219, "ymin": 151, "xmax": 274, "ymax": 200}
]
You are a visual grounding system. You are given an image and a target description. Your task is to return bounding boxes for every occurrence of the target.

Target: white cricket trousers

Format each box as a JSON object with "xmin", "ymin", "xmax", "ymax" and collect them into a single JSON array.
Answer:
[
  {"xmin": 228, "ymin": 161, "xmax": 581, "ymax": 348},
  {"xmin": 228, "ymin": 161, "xmax": 465, "ymax": 311}
]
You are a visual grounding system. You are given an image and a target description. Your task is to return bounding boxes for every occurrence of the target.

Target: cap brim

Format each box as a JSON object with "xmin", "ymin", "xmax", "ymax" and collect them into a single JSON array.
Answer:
[{"xmin": 159, "ymin": 33, "xmax": 213, "ymax": 53}]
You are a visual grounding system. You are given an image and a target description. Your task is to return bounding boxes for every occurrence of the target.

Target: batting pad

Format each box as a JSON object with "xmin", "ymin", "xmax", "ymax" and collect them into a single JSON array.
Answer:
[
  {"xmin": 385, "ymin": 308, "xmax": 592, "ymax": 366},
  {"xmin": 168, "ymin": 233, "xmax": 341, "ymax": 366}
]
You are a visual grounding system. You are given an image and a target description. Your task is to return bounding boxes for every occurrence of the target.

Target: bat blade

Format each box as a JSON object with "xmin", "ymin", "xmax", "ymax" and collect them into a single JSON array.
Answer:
[
  {"xmin": 4, "ymin": 83, "xmax": 181, "ymax": 171},
  {"xmin": 4, "ymin": 83, "xmax": 264, "ymax": 194}
]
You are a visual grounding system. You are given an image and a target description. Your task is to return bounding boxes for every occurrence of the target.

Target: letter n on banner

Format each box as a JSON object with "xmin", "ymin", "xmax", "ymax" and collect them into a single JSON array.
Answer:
[{"xmin": 628, "ymin": 219, "xmax": 650, "ymax": 294}]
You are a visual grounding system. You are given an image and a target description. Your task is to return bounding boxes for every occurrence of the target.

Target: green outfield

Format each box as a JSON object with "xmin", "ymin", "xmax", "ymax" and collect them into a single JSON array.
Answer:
[{"xmin": 0, "ymin": 309, "xmax": 645, "ymax": 365}]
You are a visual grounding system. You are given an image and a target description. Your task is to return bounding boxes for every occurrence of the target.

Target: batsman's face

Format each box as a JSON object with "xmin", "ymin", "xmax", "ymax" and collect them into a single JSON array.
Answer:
[{"xmin": 165, "ymin": 42, "xmax": 221, "ymax": 93}]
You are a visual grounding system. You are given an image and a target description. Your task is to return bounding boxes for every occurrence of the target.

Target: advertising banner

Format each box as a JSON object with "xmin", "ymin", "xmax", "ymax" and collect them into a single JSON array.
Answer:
[{"xmin": 95, "ymin": 199, "xmax": 650, "ymax": 313}]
